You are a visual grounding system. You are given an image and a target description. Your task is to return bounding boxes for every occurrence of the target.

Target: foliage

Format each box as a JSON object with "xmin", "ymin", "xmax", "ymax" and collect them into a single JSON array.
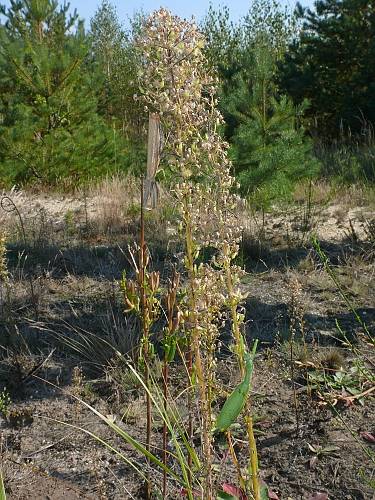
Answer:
[
  {"xmin": 201, "ymin": 4, "xmax": 244, "ymax": 74},
  {"xmin": 232, "ymin": 90, "xmax": 319, "ymax": 208},
  {"xmin": 315, "ymin": 136, "xmax": 375, "ymax": 183},
  {"xmin": 0, "ymin": 0, "xmax": 373, "ymax": 188},
  {"xmin": 242, "ymin": 0, "xmax": 297, "ymax": 53},
  {"xmin": 202, "ymin": 0, "xmax": 297, "ymax": 138},
  {"xmin": 0, "ymin": 0, "xmax": 129, "ymax": 187},
  {"xmin": 89, "ymin": 1, "xmax": 146, "ymax": 138},
  {"xmin": 279, "ymin": 0, "xmax": 375, "ymax": 138},
  {"xmin": 203, "ymin": 1, "xmax": 318, "ymax": 207},
  {"xmin": 307, "ymin": 362, "xmax": 373, "ymax": 401}
]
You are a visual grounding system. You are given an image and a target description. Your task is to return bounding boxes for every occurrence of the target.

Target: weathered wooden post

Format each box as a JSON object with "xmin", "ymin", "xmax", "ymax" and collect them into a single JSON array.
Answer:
[{"xmin": 143, "ymin": 112, "xmax": 161, "ymax": 209}]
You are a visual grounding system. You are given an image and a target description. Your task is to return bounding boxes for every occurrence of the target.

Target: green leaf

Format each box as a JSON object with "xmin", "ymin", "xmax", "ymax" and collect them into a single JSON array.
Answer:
[
  {"xmin": 217, "ymin": 493, "xmax": 239, "ymax": 500},
  {"xmin": 215, "ymin": 343, "xmax": 257, "ymax": 432},
  {"xmin": 260, "ymin": 484, "xmax": 270, "ymax": 500}
]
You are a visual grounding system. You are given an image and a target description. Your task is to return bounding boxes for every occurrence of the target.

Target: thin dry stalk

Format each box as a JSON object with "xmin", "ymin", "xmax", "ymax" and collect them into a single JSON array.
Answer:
[
  {"xmin": 226, "ymin": 431, "xmax": 246, "ymax": 492},
  {"xmin": 139, "ymin": 178, "xmax": 152, "ymax": 500},
  {"xmin": 289, "ymin": 276, "xmax": 305, "ymax": 433},
  {"xmin": 163, "ymin": 269, "xmax": 180, "ymax": 498}
]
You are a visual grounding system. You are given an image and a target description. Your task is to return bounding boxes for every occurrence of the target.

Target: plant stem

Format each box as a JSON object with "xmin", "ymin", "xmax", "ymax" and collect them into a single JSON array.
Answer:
[
  {"xmin": 245, "ymin": 412, "xmax": 260, "ymax": 500},
  {"xmin": 224, "ymin": 263, "xmax": 260, "ymax": 500},
  {"xmin": 227, "ymin": 430, "xmax": 246, "ymax": 492},
  {"xmin": 290, "ymin": 329, "xmax": 300, "ymax": 434},
  {"xmin": 162, "ymin": 356, "xmax": 168, "ymax": 498},
  {"xmin": 139, "ymin": 177, "xmax": 152, "ymax": 500},
  {"xmin": 183, "ymin": 194, "xmax": 213, "ymax": 499}
]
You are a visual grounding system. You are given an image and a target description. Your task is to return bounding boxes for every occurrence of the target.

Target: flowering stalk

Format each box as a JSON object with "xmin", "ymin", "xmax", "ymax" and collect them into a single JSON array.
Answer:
[
  {"xmin": 182, "ymin": 194, "xmax": 214, "ymax": 497},
  {"xmin": 0, "ymin": 231, "xmax": 10, "ymax": 326},
  {"xmin": 136, "ymin": 9, "xmax": 260, "ymax": 498},
  {"xmin": 0, "ymin": 232, "xmax": 8, "ymax": 284}
]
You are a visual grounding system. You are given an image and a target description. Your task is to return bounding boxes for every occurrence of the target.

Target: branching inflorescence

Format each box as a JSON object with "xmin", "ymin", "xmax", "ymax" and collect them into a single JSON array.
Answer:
[{"xmin": 136, "ymin": 8, "xmax": 260, "ymax": 499}]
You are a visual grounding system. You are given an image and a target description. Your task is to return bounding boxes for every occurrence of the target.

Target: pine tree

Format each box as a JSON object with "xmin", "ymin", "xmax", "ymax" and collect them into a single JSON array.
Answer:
[
  {"xmin": 230, "ymin": 35, "xmax": 319, "ymax": 208},
  {"xmin": 280, "ymin": 0, "xmax": 375, "ymax": 137},
  {"xmin": 90, "ymin": 1, "xmax": 146, "ymax": 138},
  {"xmin": 201, "ymin": 4, "xmax": 243, "ymax": 74},
  {"xmin": 0, "ymin": 0, "xmax": 122, "ymax": 186},
  {"xmin": 203, "ymin": 0, "xmax": 318, "ymax": 207}
]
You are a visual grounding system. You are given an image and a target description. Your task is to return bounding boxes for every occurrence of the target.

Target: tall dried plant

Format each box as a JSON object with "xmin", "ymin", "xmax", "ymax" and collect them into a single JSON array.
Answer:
[
  {"xmin": 0, "ymin": 232, "xmax": 8, "ymax": 284},
  {"xmin": 288, "ymin": 275, "xmax": 305, "ymax": 433},
  {"xmin": 121, "ymin": 232, "xmax": 161, "ymax": 499},
  {"xmin": 137, "ymin": 9, "xmax": 260, "ymax": 498}
]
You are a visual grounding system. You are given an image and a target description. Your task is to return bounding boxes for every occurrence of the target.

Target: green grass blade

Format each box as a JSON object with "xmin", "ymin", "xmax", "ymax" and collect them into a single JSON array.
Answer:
[
  {"xmin": 75, "ymin": 397, "xmax": 185, "ymax": 485},
  {"xmin": 127, "ymin": 363, "xmax": 200, "ymax": 494}
]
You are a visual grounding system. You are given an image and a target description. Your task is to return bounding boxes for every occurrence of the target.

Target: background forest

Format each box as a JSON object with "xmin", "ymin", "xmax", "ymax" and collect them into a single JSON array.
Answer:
[{"xmin": 0, "ymin": 0, "xmax": 374, "ymax": 206}]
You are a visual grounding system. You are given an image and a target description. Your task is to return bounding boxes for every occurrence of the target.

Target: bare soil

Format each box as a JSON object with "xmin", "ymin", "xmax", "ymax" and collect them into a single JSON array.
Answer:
[{"xmin": 0, "ymin": 184, "xmax": 374, "ymax": 499}]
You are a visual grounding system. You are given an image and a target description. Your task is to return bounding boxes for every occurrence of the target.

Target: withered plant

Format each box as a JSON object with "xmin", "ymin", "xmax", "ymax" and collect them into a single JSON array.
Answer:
[
  {"xmin": 0, "ymin": 230, "xmax": 10, "ymax": 338},
  {"xmin": 0, "ymin": 232, "xmax": 8, "ymax": 284},
  {"xmin": 121, "ymin": 230, "xmax": 161, "ymax": 499},
  {"xmin": 288, "ymin": 275, "xmax": 306, "ymax": 432}
]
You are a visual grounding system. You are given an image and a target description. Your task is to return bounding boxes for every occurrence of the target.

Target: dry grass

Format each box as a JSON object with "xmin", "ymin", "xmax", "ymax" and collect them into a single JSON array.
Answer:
[
  {"xmin": 293, "ymin": 179, "xmax": 375, "ymax": 212},
  {"xmin": 331, "ymin": 183, "xmax": 375, "ymax": 209},
  {"xmin": 85, "ymin": 175, "xmax": 140, "ymax": 235},
  {"xmin": 293, "ymin": 179, "xmax": 334, "ymax": 205}
]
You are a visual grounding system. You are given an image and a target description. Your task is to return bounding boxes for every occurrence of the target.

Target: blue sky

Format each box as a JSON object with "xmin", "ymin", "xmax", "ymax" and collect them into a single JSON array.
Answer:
[{"xmin": 2, "ymin": 1, "xmax": 316, "ymax": 25}]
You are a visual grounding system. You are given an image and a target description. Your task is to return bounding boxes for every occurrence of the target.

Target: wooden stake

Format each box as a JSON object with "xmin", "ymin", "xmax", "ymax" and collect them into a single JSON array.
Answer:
[{"xmin": 144, "ymin": 113, "xmax": 161, "ymax": 209}]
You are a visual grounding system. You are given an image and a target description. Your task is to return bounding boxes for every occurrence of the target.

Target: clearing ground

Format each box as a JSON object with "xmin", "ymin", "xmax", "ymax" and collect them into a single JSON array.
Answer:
[{"xmin": 0, "ymin": 180, "xmax": 374, "ymax": 499}]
